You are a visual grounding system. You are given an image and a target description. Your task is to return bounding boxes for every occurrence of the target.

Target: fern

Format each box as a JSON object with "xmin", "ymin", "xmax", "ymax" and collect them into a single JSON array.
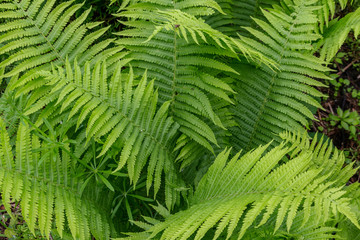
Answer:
[
  {"xmin": 0, "ymin": 0, "xmax": 121, "ymax": 90},
  {"xmin": 114, "ymin": 1, "xmax": 270, "ymax": 152},
  {"xmin": 119, "ymin": 132, "xmax": 360, "ymax": 240},
  {"xmin": 240, "ymin": 209, "xmax": 342, "ymax": 239},
  {"xmin": 313, "ymin": 0, "xmax": 349, "ymax": 32},
  {"xmin": 172, "ymin": 96, "xmax": 237, "ymax": 188},
  {"xmin": 206, "ymin": 0, "xmax": 277, "ymax": 37},
  {"xmin": 0, "ymin": 89, "xmax": 27, "ymax": 140},
  {"xmin": 318, "ymin": 7, "xmax": 360, "ymax": 61},
  {"xmin": 337, "ymin": 183, "xmax": 360, "ymax": 239},
  {"xmin": 0, "ymin": 117, "xmax": 111, "ymax": 239},
  {"xmin": 229, "ymin": 0, "xmax": 329, "ymax": 151},
  {"xmin": 24, "ymin": 59, "xmax": 185, "ymax": 209},
  {"xmin": 0, "ymin": 0, "xmax": 359, "ymax": 239}
]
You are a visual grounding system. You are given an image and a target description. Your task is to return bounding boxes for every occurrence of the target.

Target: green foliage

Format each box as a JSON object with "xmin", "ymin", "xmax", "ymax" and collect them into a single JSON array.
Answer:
[
  {"xmin": 318, "ymin": 6, "xmax": 360, "ymax": 61},
  {"xmin": 327, "ymin": 107, "xmax": 360, "ymax": 140},
  {"xmin": 118, "ymin": 132, "xmax": 359, "ymax": 240},
  {"xmin": 206, "ymin": 0, "xmax": 277, "ymax": 37},
  {"xmin": 28, "ymin": 59, "xmax": 185, "ymax": 209},
  {"xmin": 0, "ymin": 118, "xmax": 111, "ymax": 239},
  {"xmin": 114, "ymin": 0, "xmax": 271, "ymax": 153},
  {"xmin": 0, "ymin": 0, "xmax": 120, "ymax": 84},
  {"xmin": 325, "ymin": 34, "xmax": 360, "ymax": 98},
  {"xmin": 230, "ymin": 0, "xmax": 328, "ymax": 151},
  {"xmin": 0, "ymin": 0, "xmax": 359, "ymax": 239},
  {"xmin": 338, "ymin": 183, "xmax": 360, "ymax": 239}
]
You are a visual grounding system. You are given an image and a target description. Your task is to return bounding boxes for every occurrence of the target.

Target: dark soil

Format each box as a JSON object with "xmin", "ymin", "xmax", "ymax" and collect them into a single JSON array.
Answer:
[{"xmin": 312, "ymin": 35, "xmax": 360, "ymax": 183}]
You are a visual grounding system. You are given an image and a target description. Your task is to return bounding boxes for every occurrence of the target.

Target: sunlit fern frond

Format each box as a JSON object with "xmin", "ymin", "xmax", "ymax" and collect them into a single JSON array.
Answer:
[
  {"xmin": 230, "ymin": 0, "xmax": 329, "ymax": 152},
  {"xmin": 115, "ymin": 0, "xmax": 225, "ymax": 17},
  {"xmin": 206, "ymin": 0, "xmax": 277, "ymax": 37},
  {"xmin": 240, "ymin": 207, "xmax": 342, "ymax": 239},
  {"xmin": 337, "ymin": 183, "xmax": 360, "ymax": 239},
  {"xmin": 24, "ymin": 59, "xmax": 185, "ymax": 209},
  {"xmin": 0, "ymin": 117, "xmax": 111, "ymax": 239},
  {"xmin": 0, "ymin": 0, "xmax": 122, "ymax": 90},
  {"xmin": 142, "ymin": 9, "xmax": 265, "ymax": 58},
  {"xmin": 117, "ymin": 132, "xmax": 359, "ymax": 240},
  {"xmin": 317, "ymin": 7, "xmax": 360, "ymax": 61},
  {"xmin": 313, "ymin": 0, "xmax": 349, "ymax": 32},
  {"xmin": 114, "ymin": 1, "xmax": 273, "ymax": 153}
]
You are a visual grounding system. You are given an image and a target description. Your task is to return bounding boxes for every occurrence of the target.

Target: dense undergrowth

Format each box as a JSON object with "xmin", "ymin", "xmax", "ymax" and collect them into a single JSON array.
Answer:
[{"xmin": 0, "ymin": 0, "xmax": 360, "ymax": 239}]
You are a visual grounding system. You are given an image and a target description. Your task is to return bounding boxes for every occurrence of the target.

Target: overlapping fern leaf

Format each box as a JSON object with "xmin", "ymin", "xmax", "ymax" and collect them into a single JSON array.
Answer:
[
  {"xmin": 118, "ymin": 132, "xmax": 360, "ymax": 240},
  {"xmin": 25, "ymin": 59, "xmax": 185, "ymax": 209},
  {"xmin": 317, "ymin": 6, "xmax": 360, "ymax": 61},
  {"xmin": 230, "ymin": 0, "xmax": 329, "ymax": 151},
  {"xmin": 240, "ymin": 208, "xmax": 343, "ymax": 239},
  {"xmin": 114, "ymin": 0, "xmax": 270, "ymax": 153},
  {"xmin": 337, "ymin": 183, "xmax": 360, "ymax": 239},
  {"xmin": 0, "ymin": 0, "xmax": 122, "ymax": 89},
  {"xmin": 175, "ymin": 95, "xmax": 236, "ymax": 176},
  {"xmin": 313, "ymin": 0, "xmax": 349, "ymax": 32},
  {"xmin": 0, "ymin": 117, "xmax": 111, "ymax": 239},
  {"xmin": 0, "ymin": 84, "xmax": 29, "ymax": 140},
  {"xmin": 206, "ymin": 0, "xmax": 277, "ymax": 37}
]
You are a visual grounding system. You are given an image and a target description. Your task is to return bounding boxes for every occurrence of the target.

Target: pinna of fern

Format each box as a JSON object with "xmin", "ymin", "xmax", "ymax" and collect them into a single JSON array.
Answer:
[
  {"xmin": 118, "ymin": 132, "xmax": 360, "ymax": 240},
  {"xmin": 116, "ymin": 0, "xmax": 225, "ymax": 17},
  {"xmin": 312, "ymin": 0, "xmax": 349, "ymax": 32},
  {"xmin": 0, "ymin": 117, "xmax": 112, "ymax": 239}
]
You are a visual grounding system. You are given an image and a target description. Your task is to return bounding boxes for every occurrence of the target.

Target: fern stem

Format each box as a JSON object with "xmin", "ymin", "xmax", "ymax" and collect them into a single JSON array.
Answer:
[{"xmin": 170, "ymin": 26, "xmax": 178, "ymax": 115}]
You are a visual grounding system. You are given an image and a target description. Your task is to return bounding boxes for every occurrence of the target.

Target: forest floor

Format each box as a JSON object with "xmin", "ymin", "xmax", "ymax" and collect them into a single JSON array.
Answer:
[{"xmin": 312, "ymin": 33, "xmax": 360, "ymax": 183}]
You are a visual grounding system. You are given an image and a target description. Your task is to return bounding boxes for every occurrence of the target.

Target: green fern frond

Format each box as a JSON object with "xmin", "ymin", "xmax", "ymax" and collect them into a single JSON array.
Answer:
[
  {"xmin": 0, "ymin": 0, "xmax": 121, "ymax": 89},
  {"xmin": 230, "ymin": 1, "xmax": 329, "ymax": 151},
  {"xmin": 115, "ymin": 4, "xmax": 239, "ymax": 152},
  {"xmin": 0, "ymin": 84, "xmax": 29, "ymax": 140},
  {"xmin": 119, "ymin": 132, "xmax": 359, "ymax": 240},
  {"xmin": 206, "ymin": 0, "xmax": 277, "ymax": 37},
  {"xmin": 241, "ymin": 207, "xmax": 342, "ymax": 239},
  {"xmin": 26, "ymin": 59, "xmax": 185, "ymax": 209},
  {"xmin": 143, "ymin": 9, "xmax": 266, "ymax": 60},
  {"xmin": 175, "ymin": 96, "xmax": 236, "ymax": 177},
  {"xmin": 318, "ymin": 7, "xmax": 360, "ymax": 61},
  {"xmin": 115, "ymin": 1, "xmax": 273, "ymax": 153},
  {"xmin": 0, "ymin": 117, "xmax": 111, "ymax": 239},
  {"xmin": 118, "ymin": 0, "xmax": 224, "ymax": 17},
  {"xmin": 313, "ymin": 0, "xmax": 349, "ymax": 32},
  {"xmin": 337, "ymin": 183, "xmax": 360, "ymax": 239}
]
